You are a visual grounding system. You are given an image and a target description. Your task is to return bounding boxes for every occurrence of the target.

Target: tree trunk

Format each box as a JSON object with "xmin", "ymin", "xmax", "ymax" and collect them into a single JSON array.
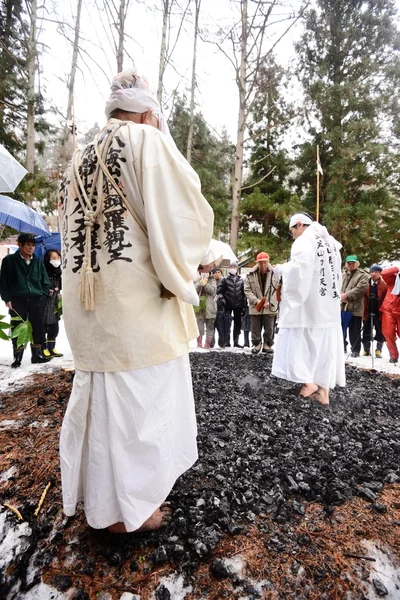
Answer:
[
  {"xmin": 25, "ymin": 0, "xmax": 37, "ymax": 178},
  {"xmin": 116, "ymin": 0, "xmax": 126, "ymax": 72},
  {"xmin": 230, "ymin": 0, "xmax": 247, "ymax": 252},
  {"xmin": 157, "ymin": 0, "xmax": 170, "ymax": 105},
  {"xmin": 61, "ymin": 0, "xmax": 83, "ymax": 167},
  {"xmin": 187, "ymin": 0, "xmax": 201, "ymax": 163}
]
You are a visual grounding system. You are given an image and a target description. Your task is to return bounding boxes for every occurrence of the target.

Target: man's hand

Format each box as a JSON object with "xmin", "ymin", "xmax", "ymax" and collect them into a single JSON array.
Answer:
[
  {"xmin": 6, "ymin": 301, "xmax": 12, "ymax": 309},
  {"xmin": 199, "ymin": 277, "xmax": 208, "ymax": 286},
  {"xmin": 341, "ymin": 293, "xmax": 348, "ymax": 302}
]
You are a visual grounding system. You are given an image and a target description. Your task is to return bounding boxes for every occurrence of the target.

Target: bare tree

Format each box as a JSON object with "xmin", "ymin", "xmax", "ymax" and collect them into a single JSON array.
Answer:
[
  {"xmin": 60, "ymin": 0, "xmax": 83, "ymax": 167},
  {"xmin": 205, "ymin": 0, "xmax": 304, "ymax": 251},
  {"xmin": 186, "ymin": 0, "xmax": 201, "ymax": 163},
  {"xmin": 157, "ymin": 0, "xmax": 191, "ymax": 106},
  {"xmin": 101, "ymin": 0, "xmax": 131, "ymax": 72},
  {"xmin": 157, "ymin": 0, "xmax": 170, "ymax": 104},
  {"xmin": 25, "ymin": 0, "xmax": 38, "ymax": 177}
]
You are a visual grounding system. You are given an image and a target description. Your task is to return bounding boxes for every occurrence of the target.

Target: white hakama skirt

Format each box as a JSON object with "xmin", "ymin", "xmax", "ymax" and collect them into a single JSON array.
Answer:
[
  {"xmin": 272, "ymin": 324, "xmax": 346, "ymax": 389},
  {"xmin": 60, "ymin": 353, "xmax": 197, "ymax": 532}
]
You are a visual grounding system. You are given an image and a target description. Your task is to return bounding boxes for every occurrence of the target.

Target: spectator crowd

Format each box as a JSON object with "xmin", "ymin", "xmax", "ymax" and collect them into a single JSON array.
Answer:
[{"xmin": 194, "ymin": 250, "xmax": 400, "ymax": 366}]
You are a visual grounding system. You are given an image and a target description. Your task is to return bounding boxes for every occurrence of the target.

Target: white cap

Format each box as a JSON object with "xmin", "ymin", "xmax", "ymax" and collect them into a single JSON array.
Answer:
[{"xmin": 289, "ymin": 213, "xmax": 313, "ymax": 228}]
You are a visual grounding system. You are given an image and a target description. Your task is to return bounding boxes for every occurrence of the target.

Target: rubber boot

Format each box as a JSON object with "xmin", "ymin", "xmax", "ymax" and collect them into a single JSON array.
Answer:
[
  {"xmin": 11, "ymin": 346, "xmax": 24, "ymax": 368},
  {"xmin": 31, "ymin": 344, "xmax": 51, "ymax": 364},
  {"xmin": 363, "ymin": 344, "xmax": 371, "ymax": 357},
  {"xmin": 45, "ymin": 340, "xmax": 64, "ymax": 358},
  {"xmin": 197, "ymin": 336, "xmax": 203, "ymax": 348},
  {"xmin": 203, "ymin": 336, "xmax": 212, "ymax": 350}
]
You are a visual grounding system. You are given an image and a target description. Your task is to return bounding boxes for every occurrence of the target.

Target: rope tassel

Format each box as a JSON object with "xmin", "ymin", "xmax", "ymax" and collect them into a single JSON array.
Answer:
[
  {"xmin": 78, "ymin": 210, "xmax": 98, "ymax": 311},
  {"xmin": 82, "ymin": 266, "xmax": 95, "ymax": 312}
]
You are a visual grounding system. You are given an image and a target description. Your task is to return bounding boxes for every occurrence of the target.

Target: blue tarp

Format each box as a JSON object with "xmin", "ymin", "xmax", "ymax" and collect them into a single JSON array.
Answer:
[{"xmin": 34, "ymin": 232, "xmax": 61, "ymax": 260}]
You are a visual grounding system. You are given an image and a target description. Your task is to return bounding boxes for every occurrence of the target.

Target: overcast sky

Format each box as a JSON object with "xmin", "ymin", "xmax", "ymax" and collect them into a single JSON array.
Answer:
[{"xmin": 40, "ymin": 0, "xmax": 301, "ymax": 141}]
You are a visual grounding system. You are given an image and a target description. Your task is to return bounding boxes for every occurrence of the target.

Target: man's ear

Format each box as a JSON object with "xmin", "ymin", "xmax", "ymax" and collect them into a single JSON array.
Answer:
[{"xmin": 141, "ymin": 109, "xmax": 152, "ymax": 124}]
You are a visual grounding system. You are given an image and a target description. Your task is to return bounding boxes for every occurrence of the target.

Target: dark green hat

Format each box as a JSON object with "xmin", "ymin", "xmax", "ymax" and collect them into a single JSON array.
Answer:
[{"xmin": 345, "ymin": 255, "xmax": 358, "ymax": 263}]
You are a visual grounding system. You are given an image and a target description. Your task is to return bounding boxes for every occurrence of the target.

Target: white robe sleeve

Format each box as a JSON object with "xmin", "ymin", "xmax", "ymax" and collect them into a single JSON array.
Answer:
[
  {"xmin": 137, "ymin": 127, "xmax": 214, "ymax": 305},
  {"xmin": 281, "ymin": 235, "xmax": 315, "ymax": 311}
]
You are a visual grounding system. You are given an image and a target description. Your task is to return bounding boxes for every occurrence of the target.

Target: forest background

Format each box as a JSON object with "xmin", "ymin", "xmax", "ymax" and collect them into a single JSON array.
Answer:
[{"xmin": 1, "ymin": 0, "xmax": 400, "ymax": 265}]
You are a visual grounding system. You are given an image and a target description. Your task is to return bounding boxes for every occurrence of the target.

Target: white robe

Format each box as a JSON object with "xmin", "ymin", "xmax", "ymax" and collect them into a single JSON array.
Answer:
[
  {"xmin": 59, "ymin": 120, "xmax": 214, "ymax": 530},
  {"xmin": 272, "ymin": 222, "xmax": 346, "ymax": 389}
]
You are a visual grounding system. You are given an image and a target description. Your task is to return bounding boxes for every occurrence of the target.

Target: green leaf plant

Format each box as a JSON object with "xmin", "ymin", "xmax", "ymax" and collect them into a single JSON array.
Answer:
[{"xmin": 9, "ymin": 312, "xmax": 34, "ymax": 349}]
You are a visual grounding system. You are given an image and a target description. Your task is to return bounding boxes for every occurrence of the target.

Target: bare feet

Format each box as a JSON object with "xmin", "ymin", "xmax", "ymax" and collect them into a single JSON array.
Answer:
[
  {"xmin": 299, "ymin": 383, "xmax": 318, "ymax": 397},
  {"xmin": 310, "ymin": 388, "xmax": 329, "ymax": 405},
  {"xmin": 107, "ymin": 503, "xmax": 172, "ymax": 534}
]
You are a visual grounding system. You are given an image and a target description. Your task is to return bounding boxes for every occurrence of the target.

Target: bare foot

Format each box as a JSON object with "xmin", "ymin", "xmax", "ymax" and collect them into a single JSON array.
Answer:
[
  {"xmin": 310, "ymin": 388, "xmax": 329, "ymax": 405},
  {"xmin": 107, "ymin": 503, "xmax": 172, "ymax": 534},
  {"xmin": 299, "ymin": 383, "xmax": 318, "ymax": 397}
]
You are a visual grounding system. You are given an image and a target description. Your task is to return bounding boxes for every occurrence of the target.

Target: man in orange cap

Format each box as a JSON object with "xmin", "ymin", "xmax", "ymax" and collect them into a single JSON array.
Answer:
[{"xmin": 244, "ymin": 252, "xmax": 280, "ymax": 353}]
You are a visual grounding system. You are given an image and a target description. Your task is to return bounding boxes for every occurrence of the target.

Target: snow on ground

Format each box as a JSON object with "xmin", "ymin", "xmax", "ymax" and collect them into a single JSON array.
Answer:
[
  {"xmin": 150, "ymin": 574, "xmax": 192, "ymax": 599},
  {"xmin": 0, "ymin": 510, "xmax": 32, "ymax": 572}
]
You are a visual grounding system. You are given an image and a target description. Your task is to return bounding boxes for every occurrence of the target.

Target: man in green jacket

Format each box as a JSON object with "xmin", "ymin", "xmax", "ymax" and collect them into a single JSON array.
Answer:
[
  {"xmin": 341, "ymin": 255, "xmax": 369, "ymax": 357},
  {"xmin": 0, "ymin": 233, "xmax": 51, "ymax": 367}
]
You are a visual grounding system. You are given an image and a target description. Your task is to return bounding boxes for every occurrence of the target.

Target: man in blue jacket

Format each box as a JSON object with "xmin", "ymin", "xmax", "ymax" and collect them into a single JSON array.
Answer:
[{"xmin": 0, "ymin": 233, "xmax": 50, "ymax": 367}]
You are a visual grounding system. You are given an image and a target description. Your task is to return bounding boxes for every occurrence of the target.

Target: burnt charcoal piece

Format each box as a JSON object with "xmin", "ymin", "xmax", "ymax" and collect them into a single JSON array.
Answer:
[
  {"xmin": 172, "ymin": 544, "xmax": 185, "ymax": 560},
  {"xmin": 155, "ymin": 584, "xmax": 171, "ymax": 600},
  {"xmin": 52, "ymin": 575, "xmax": 73, "ymax": 591},
  {"xmin": 372, "ymin": 578, "xmax": 389, "ymax": 596},
  {"xmin": 372, "ymin": 503, "xmax": 387, "ymax": 514},
  {"xmin": 152, "ymin": 545, "xmax": 168, "ymax": 565},
  {"xmin": 358, "ymin": 486, "xmax": 378, "ymax": 502},
  {"xmin": 107, "ymin": 552, "xmax": 122, "ymax": 566},
  {"xmin": 210, "ymin": 558, "xmax": 230, "ymax": 579},
  {"xmin": 242, "ymin": 582, "xmax": 261, "ymax": 597},
  {"xmin": 44, "ymin": 387, "xmax": 54, "ymax": 394},
  {"xmin": 37, "ymin": 397, "xmax": 46, "ymax": 406},
  {"xmin": 75, "ymin": 591, "xmax": 89, "ymax": 600},
  {"xmin": 83, "ymin": 556, "xmax": 95, "ymax": 576}
]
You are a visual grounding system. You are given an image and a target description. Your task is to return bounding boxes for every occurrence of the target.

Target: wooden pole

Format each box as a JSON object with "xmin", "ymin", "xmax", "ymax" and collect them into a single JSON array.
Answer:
[{"xmin": 316, "ymin": 145, "xmax": 320, "ymax": 222}]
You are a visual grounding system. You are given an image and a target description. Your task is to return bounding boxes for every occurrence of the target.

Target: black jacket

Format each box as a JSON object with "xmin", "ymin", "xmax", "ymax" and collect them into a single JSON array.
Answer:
[{"xmin": 217, "ymin": 274, "xmax": 245, "ymax": 311}]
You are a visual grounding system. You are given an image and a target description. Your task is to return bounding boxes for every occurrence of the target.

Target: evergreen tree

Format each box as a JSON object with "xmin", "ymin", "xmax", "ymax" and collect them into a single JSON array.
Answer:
[
  {"xmin": 169, "ymin": 97, "xmax": 234, "ymax": 234},
  {"xmin": 240, "ymin": 59, "xmax": 302, "ymax": 262},
  {"xmin": 0, "ymin": 0, "xmax": 57, "ymax": 222},
  {"xmin": 295, "ymin": 0, "xmax": 400, "ymax": 263},
  {"xmin": 0, "ymin": 0, "xmax": 28, "ymax": 155}
]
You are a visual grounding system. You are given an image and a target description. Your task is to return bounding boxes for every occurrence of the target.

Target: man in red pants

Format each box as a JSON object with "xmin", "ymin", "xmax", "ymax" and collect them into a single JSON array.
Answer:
[{"xmin": 381, "ymin": 267, "xmax": 400, "ymax": 364}]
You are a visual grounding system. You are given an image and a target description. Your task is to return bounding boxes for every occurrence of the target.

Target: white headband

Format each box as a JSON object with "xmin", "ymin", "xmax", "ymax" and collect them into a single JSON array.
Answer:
[
  {"xmin": 289, "ymin": 213, "xmax": 313, "ymax": 227},
  {"xmin": 105, "ymin": 68, "xmax": 171, "ymax": 138}
]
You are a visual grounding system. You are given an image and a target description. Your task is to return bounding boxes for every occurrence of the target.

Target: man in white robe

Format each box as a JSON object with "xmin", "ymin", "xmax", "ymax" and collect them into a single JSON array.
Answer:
[
  {"xmin": 272, "ymin": 213, "xmax": 345, "ymax": 405},
  {"xmin": 58, "ymin": 68, "xmax": 214, "ymax": 533}
]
